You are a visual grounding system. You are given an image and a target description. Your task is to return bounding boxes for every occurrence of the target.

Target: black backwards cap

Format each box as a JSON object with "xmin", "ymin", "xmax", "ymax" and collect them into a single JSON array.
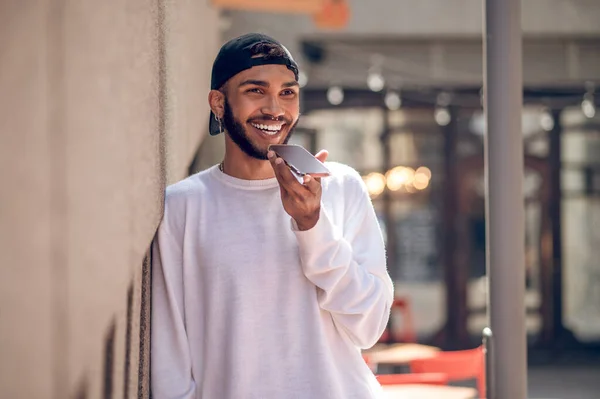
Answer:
[{"xmin": 209, "ymin": 33, "xmax": 299, "ymax": 136}]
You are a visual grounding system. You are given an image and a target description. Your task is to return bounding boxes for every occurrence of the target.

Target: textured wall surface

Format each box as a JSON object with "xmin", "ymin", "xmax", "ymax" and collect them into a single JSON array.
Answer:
[
  {"xmin": 0, "ymin": 2, "xmax": 55, "ymax": 398},
  {"xmin": 0, "ymin": 1, "xmax": 218, "ymax": 398},
  {"xmin": 164, "ymin": 0, "xmax": 220, "ymax": 184}
]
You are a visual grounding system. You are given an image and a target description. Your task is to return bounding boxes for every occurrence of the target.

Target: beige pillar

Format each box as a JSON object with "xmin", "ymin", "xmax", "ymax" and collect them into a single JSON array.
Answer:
[{"xmin": 0, "ymin": 1, "xmax": 218, "ymax": 398}]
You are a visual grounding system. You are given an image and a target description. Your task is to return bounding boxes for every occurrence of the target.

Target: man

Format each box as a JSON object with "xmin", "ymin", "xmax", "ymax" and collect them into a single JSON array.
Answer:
[{"xmin": 151, "ymin": 33, "xmax": 394, "ymax": 399}]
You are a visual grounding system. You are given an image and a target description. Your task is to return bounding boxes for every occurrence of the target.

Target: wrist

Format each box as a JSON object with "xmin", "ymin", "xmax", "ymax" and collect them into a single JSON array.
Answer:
[{"xmin": 294, "ymin": 209, "xmax": 320, "ymax": 231}]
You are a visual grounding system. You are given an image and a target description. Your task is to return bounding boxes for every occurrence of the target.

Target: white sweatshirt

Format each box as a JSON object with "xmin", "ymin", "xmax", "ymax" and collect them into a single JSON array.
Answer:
[{"xmin": 151, "ymin": 162, "xmax": 394, "ymax": 399}]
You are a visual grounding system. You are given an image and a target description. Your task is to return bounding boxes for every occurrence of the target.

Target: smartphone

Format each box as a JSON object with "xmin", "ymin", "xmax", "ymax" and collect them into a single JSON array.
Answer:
[{"xmin": 268, "ymin": 144, "xmax": 331, "ymax": 178}]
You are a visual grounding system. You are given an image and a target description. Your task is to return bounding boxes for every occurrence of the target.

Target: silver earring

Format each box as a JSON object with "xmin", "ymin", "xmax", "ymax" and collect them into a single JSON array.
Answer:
[{"xmin": 215, "ymin": 114, "xmax": 223, "ymax": 134}]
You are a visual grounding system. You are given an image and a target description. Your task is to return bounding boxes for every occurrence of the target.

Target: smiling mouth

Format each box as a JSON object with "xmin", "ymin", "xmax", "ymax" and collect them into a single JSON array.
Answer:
[{"xmin": 250, "ymin": 122, "xmax": 285, "ymax": 136}]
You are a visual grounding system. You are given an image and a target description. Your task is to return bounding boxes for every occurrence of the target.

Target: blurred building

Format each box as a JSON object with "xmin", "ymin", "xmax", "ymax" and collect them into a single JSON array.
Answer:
[
  {"xmin": 196, "ymin": 0, "xmax": 600, "ymax": 351},
  {"xmin": 2, "ymin": 1, "xmax": 600, "ymax": 399}
]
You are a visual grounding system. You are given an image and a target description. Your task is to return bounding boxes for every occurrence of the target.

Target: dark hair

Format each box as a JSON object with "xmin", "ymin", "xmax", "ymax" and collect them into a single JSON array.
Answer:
[{"xmin": 249, "ymin": 41, "xmax": 287, "ymax": 59}]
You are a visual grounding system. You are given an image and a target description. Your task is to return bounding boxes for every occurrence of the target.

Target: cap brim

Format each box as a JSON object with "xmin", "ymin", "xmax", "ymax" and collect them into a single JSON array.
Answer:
[{"xmin": 209, "ymin": 111, "xmax": 222, "ymax": 136}]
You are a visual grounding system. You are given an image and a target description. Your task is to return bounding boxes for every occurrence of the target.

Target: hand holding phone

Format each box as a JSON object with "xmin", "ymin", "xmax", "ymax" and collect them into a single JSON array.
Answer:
[
  {"xmin": 267, "ymin": 145, "xmax": 329, "ymax": 230},
  {"xmin": 268, "ymin": 144, "xmax": 331, "ymax": 178}
]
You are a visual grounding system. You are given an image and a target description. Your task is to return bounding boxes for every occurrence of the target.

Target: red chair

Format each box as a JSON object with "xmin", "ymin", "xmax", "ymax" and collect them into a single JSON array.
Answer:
[
  {"xmin": 362, "ymin": 354, "xmax": 377, "ymax": 373},
  {"xmin": 376, "ymin": 372, "xmax": 449, "ymax": 386},
  {"xmin": 364, "ymin": 353, "xmax": 449, "ymax": 387},
  {"xmin": 409, "ymin": 346, "xmax": 486, "ymax": 398},
  {"xmin": 378, "ymin": 297, "xmax": 416, "ymax": 343}
]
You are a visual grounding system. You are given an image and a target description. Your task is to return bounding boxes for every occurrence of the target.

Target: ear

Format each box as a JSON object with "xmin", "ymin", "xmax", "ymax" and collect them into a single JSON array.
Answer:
[{"xmin": 208, "ymin": 90, "xmax": 225, "ymax": 119}]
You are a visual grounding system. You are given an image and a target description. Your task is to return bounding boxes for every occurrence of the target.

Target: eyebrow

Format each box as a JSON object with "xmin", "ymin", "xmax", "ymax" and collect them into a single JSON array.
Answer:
[
  {"xmin": 283, "ymin": 81, "xmax": 300, "ymax": 88},
  {"xmin": 238, "ymin": 79, "xmax": 299, "ymax": 89}
]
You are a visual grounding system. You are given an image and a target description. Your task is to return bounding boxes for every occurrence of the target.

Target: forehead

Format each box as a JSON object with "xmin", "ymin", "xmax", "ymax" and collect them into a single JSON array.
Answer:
[{"xmin": 228, "ymin": 64, "xmax": 297, "ymax": 87}]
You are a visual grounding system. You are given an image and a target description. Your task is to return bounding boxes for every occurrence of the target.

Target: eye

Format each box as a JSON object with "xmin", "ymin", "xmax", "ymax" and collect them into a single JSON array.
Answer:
[
  {"xmin": 246, "ymin": 88, "xmax": 263, "ymax": 94},
  {"xmin": 281, "ymin": 89, "xmax": 297, "ymax": 97}
]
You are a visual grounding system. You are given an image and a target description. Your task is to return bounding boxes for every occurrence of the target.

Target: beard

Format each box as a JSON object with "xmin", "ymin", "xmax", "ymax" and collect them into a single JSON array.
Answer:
[{"xmin": 222, "ymin": 98, "xmax": 297, "ymax": 160}]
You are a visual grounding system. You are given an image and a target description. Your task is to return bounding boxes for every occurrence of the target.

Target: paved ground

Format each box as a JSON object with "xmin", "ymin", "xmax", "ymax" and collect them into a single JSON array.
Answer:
[
  {"xmin": 527, "ymin": 351, "xmax": 600, "ymax": 399},
  {"xmin": 448, "ymin": 364, "xmax": 600, "ymax": 399},
  {"xmin": 455, "ymin": 351, "xmax": 600, "ymax": 398},
  {"xmin": 528, "ymin": 364, "xmax": 600, "ymax": 399}
]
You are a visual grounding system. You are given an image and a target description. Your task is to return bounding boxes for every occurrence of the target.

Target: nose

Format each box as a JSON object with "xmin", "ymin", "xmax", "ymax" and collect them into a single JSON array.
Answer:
[{"xmin": 261, "ymin": 95, "xmax": 284, "ymax": 120}]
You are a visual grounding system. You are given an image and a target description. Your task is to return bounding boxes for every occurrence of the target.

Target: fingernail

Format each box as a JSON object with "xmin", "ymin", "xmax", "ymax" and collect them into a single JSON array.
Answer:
[
  {"xmin": 268, "ymin": 151, "xmax": 274, "ymax": 159},
  {"xmin": 275, "ymin": 158, "xmax": 283, "ymax": 165},
  {"xmin": 304, "ymin": 175, "xmax": 311, "ymax": 183}
]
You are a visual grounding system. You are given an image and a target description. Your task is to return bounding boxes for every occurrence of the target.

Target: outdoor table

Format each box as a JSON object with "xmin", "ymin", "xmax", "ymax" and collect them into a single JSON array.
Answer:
[
  {"xmin": 380, "ymin": 383, "xmax": 477, "ymax": 399},
  {"xmin": 364, "ymin": 343, "xmax": 440, "ymax": 365}
]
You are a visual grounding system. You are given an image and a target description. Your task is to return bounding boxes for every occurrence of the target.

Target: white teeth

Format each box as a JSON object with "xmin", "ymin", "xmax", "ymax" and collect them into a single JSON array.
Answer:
[{"xmin": 251, "ymin": 123, "xmax": 283, "ymax": 132}]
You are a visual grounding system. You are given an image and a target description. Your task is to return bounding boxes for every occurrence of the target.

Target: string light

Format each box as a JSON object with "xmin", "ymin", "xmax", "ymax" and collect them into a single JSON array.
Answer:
[
  {"xmin": 435, "ymin": 92, "xmax": 452, "ymax": 126},
  {"xmin": 540, "ymin": 108, "xmax": 555, "ymax": 131},
  {"xmin": 362, "ymin": 165, "xmax": 432, "ymax": 196},
  {"xmin": 298, "ymin": 71, "xmax": 308, "ymax": 88},
  {"xmin": 582, "ymin": 81, "xmax": 596, "ymax": 119},
  {"xmin": 363, "ymin": 173, "xmax": 386, "ymax": 197},
  {"xmin": 327, "ymin": 86, "xmax": 344, "ymax": 105},
  {"xmin": 415, "ymin": 166, "xmax": 432, "ymax": 180},
  {"xmin": 367, "ymin": 54, "xmax": 385, "ymax": 92},
  {"xmin": 434, "ymin": 107, "xmax": 451, "ymax": 126},
  {"xmin": 386, "ymin": 167, "xmax": 415, "ymax": 191},
  {"xmin": 413, "ymin": 166, "xmax": 430, "ymax": 190},
  {"xmin": 384, "ymin": 90, "xmax": 402, "ymax": 110},
  {"xmin": 413, "ymin": 174, "xmax": 430, "ymax": 190},
  {"xmin": 582, "ymin": 93, "xmax": 596, "ymax": 118},
  {"xmin": 367, "ymin": 71, "xmax": 385, "ymax": 92}
]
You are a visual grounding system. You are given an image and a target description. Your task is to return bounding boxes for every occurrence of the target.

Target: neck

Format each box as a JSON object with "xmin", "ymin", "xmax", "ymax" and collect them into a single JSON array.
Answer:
[{"xmin": 221, "ymin": 138, "xmax": 275, "ymax": 180}]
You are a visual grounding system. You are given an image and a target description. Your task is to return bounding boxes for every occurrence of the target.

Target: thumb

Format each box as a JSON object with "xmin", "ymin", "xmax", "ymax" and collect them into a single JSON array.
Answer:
[{"xmin": 315, "ymin": 149, "xmax": 329, "ymax": 163}]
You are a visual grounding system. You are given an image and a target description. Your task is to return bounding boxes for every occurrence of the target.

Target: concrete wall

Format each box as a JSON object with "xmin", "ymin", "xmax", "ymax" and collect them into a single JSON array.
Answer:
[
  {"xmin": 0, "ymin": 1, "xmax": 218, "ymax": 398},
  {"xmin": 164, "ymin": 0, "xmax": 220, "ymax": 184}
]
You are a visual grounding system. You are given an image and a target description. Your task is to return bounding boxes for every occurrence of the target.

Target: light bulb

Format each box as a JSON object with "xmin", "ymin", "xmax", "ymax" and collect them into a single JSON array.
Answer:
[
  {"xmin": 435, "ymin": 107, "xmax": 451, "ymax": 126},
  {"xmin": 540, "ymin": 109, "xmax": 555, "ymax": 131},
  {"xmin": 363, "ymin": 173, "xmax": 386, "ymax": 197},
  {"xmin": 415, "ymin": 166, "xmax": 432, "ymax": 180},
  {"xmin": 298, "ymin": 71, "xmax": 308, "ymax": 88},
  {"xmin": 385, "ymin": 166, "xmax": 415, "ymax": 191},
  {"xmin": 413, "ymin": 166, "xmax": 431, "ymax": 190},
  {"xmin": 327, "ymin": 86, "xmax": 344, "ymax": 105},
  {"xmin": 367, "ymin": 72, "xmax": 385, "ymax": 92},
  {"xmin": 582, "ymin": 96, "xmax": 596, "ymax": 119},
  {"xmin": 413, "ymin": 175, "xmax": 430, "ymax": 190},
  {"xmin": 385, "ymin": 91, "xmax": 402, "ymax": 110}
]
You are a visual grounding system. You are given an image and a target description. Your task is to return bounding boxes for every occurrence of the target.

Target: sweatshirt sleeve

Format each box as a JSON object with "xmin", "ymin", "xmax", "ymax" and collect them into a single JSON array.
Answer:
[
  {"xmin": 292, "ymin": 167, "xmax": 394, "ymax": 349},
  {"xmin": 151, "ymin": 197, "xmax": 196, "ymax": 399}
]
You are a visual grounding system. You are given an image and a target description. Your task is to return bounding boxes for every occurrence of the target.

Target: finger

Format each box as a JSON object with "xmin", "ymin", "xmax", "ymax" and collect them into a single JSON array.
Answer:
[
  {"xmin": 270, "ymin": 155, "xmax": 302, "ymax": 189},
  {"xmin": 267, "ymin": 150, "xmax": 277, "ymax": 165},
  {"xmin": 267, "ymin": 150, "xmax": 290, "ymax": 180},
  {"xmin": 303, "ymin": 174, "xmax": 321, "ymax": 194},
  {"xmin": 314, "ymin": 149, "xmax": 329, "ymax": 163}
]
